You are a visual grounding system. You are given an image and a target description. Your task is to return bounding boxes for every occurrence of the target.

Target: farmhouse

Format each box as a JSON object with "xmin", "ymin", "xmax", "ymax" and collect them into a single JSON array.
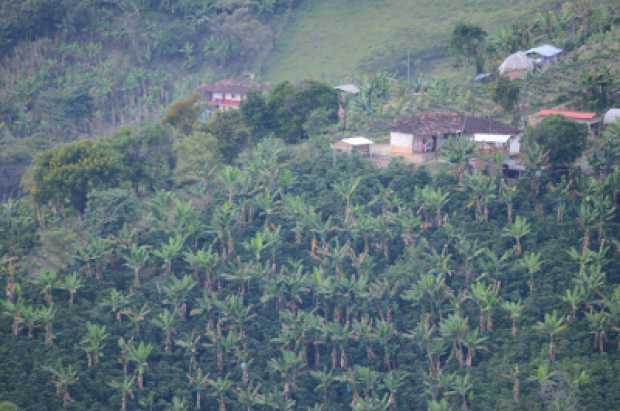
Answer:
[
  {"xmin": 498, "ymin": 52, "xmax": 534, "ymax": 80},
  {"xmin": 198, "ymin": 78, "xmax": 270, "ymax": 111},
  {"xmin": 390, "ymin": 112, "xmax": 462, "ymax": 154}
]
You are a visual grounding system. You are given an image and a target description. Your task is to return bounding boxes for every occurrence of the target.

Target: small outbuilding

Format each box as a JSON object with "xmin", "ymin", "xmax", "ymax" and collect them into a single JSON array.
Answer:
[
  {"xmin": 498, "ymin": 52, "xmax": 534, "ymax": 80},
  {"xmin": 603, "ymin": 109, "xmax": 620, "ymax": 127},
  {"xmin": 332, "ymin": 137, "xmax": 374, "ymax": 156},
  {"xmin": 533, "ymin": 109, "xmax": 601, "ymax": 134}
]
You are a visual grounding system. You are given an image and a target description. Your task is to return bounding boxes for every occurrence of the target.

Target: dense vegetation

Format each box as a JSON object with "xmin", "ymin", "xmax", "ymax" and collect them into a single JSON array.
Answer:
[
  {"xmin": 0, "ymin": 0, "xmax": 301, "ymax": 198},
  {"xmin": 2, "ymin": 112, "xmax": 620, "ymax": 410},
  {"xmin": 2, "ymin": 1, "xmax": 620, "ymax": 410}
]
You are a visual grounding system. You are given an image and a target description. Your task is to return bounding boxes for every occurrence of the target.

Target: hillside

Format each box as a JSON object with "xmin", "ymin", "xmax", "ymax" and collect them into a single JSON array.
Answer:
[{"xmin": 263, "ymin": 0, "xmax": 552, "ymax": 82}]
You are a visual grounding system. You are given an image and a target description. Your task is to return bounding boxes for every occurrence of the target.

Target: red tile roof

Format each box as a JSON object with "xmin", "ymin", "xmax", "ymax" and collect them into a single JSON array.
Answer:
[
  {"xmin": 537, "ymin": 109, "xmax": 598, "ymax": 121},
  {"xmin": 198, "ymin": 78, "xmax": 271, "ymax": 95}
]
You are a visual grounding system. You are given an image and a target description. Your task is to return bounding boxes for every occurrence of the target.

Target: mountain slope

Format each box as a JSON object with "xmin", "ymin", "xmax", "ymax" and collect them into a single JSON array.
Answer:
[{"xmin": 262, "ymin": 0, "xmax": 553, "ymax": 82}]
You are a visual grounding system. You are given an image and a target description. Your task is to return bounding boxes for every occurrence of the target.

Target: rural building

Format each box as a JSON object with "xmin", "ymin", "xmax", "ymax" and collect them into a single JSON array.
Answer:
[
  {"xmin": 332, "ymin": 137, "xmax": 374, "ymax": 156},
  {"xmin": 532, "ymin": 109, "xmax": 601, "ymax": 134},
  {"xmin": 526, "ymin": 44, "xmax": 563, "ymax": 69},
  {"xmin": 390, "ymin": 112, "xmax": 462, "ymax": 154},
  {"xmin": 603, "ymin": 109, "xmax": 620, "ymax": 127},
  {"xmin": 462, "ymin": 116, "xmax": 521, "ymax": 155},
  {"xmin": 498, "ymin": 52, "xmax": 534, "ymax": 80},
  {"xmin": 198, "ymin": 78, "xmax": 270, "ymax": 112}
]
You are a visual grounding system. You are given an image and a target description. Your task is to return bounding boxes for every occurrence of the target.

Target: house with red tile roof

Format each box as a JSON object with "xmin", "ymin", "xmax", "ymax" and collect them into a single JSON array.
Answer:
[
  {"xmin": 197, "ymin": 78, "xmax": 270, "ymax": 112},
  {"xmin": 531, "ymin": 109, "xmax": 601, "ymax": 134}
]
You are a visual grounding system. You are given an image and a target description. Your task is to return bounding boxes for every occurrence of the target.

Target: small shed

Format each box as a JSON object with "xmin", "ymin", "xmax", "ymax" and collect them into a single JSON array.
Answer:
[
  {"xmin": 332, "ymin": 137, "xmax": 374, "ymax": 156},
  {"xmin": 533, "ymin": 109, "xmax": 601, "ymax": 134},
  {"xmin": 498, "ymin": 52, "xmax": 534, "ymax": 80},
  {"xmin": 335, "ymin": 84, "xmax": 360, "ymax": 95},
  {"xmin": 603, "ymin": 109, "xmax": 620, "ymax": 126}
]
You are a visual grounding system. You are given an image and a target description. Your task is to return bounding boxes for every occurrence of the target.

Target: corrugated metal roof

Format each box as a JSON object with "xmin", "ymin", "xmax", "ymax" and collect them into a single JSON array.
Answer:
[
  {"xmin": 604, "ymin": 109, "xmax": 620, "ymax": 125},
  {"xmin": 342, "ymin": 137, "xmax": 374, "ymax": 145},
  {"xmin": 526, "ymin": 44, "xmax": 563, "ymax": 58},
  {"xmin": 537, "ymin": 109, "xmax": 598, "ymax": 120},
  {"xmin": 474, "ymin": 134, "xmax": 512, "ymax": 143},
  {"xmin": 335, "ymin": 84, "xmax": 360, "ymax": 94}
]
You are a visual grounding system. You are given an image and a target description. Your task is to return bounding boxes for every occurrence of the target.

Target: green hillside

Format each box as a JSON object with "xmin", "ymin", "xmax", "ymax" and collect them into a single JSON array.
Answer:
[{"xmin": 263, "ymin": 0, "xmax": 551, "ymax": 82}]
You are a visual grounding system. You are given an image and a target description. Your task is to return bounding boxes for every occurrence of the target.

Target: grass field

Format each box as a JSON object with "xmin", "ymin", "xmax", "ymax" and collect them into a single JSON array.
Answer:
[{"xmin": 262, "ymin": 0, "xmax": 552, "ymax": 83}]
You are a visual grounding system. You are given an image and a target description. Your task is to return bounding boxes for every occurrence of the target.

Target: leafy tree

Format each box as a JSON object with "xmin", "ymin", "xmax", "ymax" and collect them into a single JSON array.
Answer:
[
  {"xmin": 450, "ymin": 22, "xmax": 488, "ymax": 74},
  {"xmin": 535, "ymin": 311, "xmax": 568, "ymax": 362},
  {"xmin": 493, "ymin": 77, "xmax": 521, "ymax": 122},
  {"xmin": 80, "ymin": 322, "xmax": 108, "ymax": 368},
  {"xmin": 26, "ymin": 140, "xmax": 124, "ymax": 212},
  {"xmin": 162, "ymin": 93, "xmax": 201, "ymax": 135},
  {"xmin": 525, "ymin": 116, "xmax": 588, "ymax": 169},
  {"xmin": 204, "ymin": 110, "xmax": 251, "ymax": 162},
  {"xmin": 42, "ymin": 362, "xmax": 78, "ymax": 408}
]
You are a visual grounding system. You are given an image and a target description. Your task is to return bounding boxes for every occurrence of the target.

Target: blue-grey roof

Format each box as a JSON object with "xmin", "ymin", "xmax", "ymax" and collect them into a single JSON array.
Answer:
[{"xmin": 526, "ymin": 44, "xmax": 563, "ymax": 58}]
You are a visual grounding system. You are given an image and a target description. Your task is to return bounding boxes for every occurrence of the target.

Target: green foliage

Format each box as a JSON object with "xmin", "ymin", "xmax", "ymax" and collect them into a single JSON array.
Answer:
[
  {"xmin": 26, "ymin": 140, "xmax": 124, "ymax": 212},
  {"xmin": 451, "ymin": 22, "xmax": 488, "ymax": 74},
  {"xmin": 204, "ymin": 110, "xmax": 251, "ymax": 162},
  {"xmin": 493, "ymin": 77, "xmax": 521, "ymax": 114},
  {"xmin": 525, "ymin": 115, "xmax": 588, "ymax": 169},
  {"xmin": 162, "ymin": 94, "xmax": 202, "ymax": 135}
]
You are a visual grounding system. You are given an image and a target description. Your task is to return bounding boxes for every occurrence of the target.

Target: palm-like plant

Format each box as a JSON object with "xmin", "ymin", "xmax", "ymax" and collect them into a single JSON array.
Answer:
[
  {"xmin": 469, "ymin": 281, "xmax": 501, "ymax": 333},
  {"xmin": 501, "ymin": 299, "xmax": 524, "ymax": 337},
  {"xmin": 310, "ymin": 369, "xmax": 336, "ymax": 410},
  {"xmin": 446, "ymin": 373, "xmax": 473, "ymax": 411},
  {"xmin": 503, "ymin": 216, "xmax": 530, "ymax": 256},
  {"xmin": 152, "ymin": 309, "xmax": 177, "ymax": 352},
  {"xmin": 235, "ymin": 383, "xmax": 265, "ymax": 411},
  {"xmin": 102, "ymin": 289, "xmax": 130, "ymax": 322},
  {"xmin": 124, "ymin": 243, "xmax": 151, "ymax": 289},
  {"xmin": 534, "ymin": 311, "xmax": 568, "ymax": 361},
  {"xmin": 42, "ymin": 362, "xmax": 79, "ymax": 408},
  {"xmin": 268, "ymin": 350, "xmax": 305, "ymax": 402},
  {"xmin": 36, "ymin": 305, "xmax": 56, "ymax": 345},
  {"xmin": 462, "ymin": 171, "xmax": 496, "ymax": 223},
  {"xmin": 154, "ymin": 234, "xmax": 185, "ymax": 276},
  {"xmin": 127, "ymin": 340, "xmax": 153, "ymax": 390},
  {"xmin": 462, "ymin": 329, "xmax": 487, "ymax": 368},
  {"xmin": 519, "ymin": 251, "xmax": 542, "ymax": 292},
  {"xmin": 416, "ymin": 186, "xmax": 450, "ymax": 228},
  {"xmin": 32, "ymin": 270, "xmax": 58, "ymax": 306},
  {"xmin": 187, "ymin": 366, "xmax": 209, "ymax": 410},
  {"xmin": 162, "ymin": 274, "xmax": 196, "ymax": 317},
  {"xmin": 61, "ymin": 272, "xmax": 82, "ymax": 305},
  {"xmin": 383, "ymin": 370, "xmax": 407, "ymax": 409},
  {"xmin": 207, "ymin": 375, "xmax": 233, "ymax": 411},
  {"xmin": 439, "ymin": 313, "xmax": 469, "ymax": 368},
  {"xmin": 176, "ymin": 331, "xmax": 202, "ymax": 372},
  {"xmin": 81, "ymin": 322, "xmax": 108, "ymax": 368},
  {"xmin": 441, "ymin": 137, "xmax": 476, "ymax": 182},
  {"xmin": 126, "ymin": 303, "xmax": 151, "ymax": 337},
  {"xmin": 108, "ymin": 375, "xmax": 135, "ymax": 411},
  {"xmin": 585, "ymin": 310, "xmax": 609, "ymax": 353}
]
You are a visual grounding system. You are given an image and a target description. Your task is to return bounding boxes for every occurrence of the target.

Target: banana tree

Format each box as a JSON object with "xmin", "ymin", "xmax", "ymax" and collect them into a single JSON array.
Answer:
[
  {"xmin": 439, "ymin": 313, "xmax": 469, "ymax": 368},
  {"xmin": 152, "ymin": 309, "xmax": 177, "ymax": 352},
  {"xmin": 42, "ymin": 362, "xmax": 79, "ymax": 408},
  {"xmin": 502, "ymin": 216, "xmax": 530, "ymax": 256},
  {"xmin": 61, "ymin": 272, "xmax": 82, "ymax": 305},
  {"xmin": 310, "ymin": 369, "xmax": 336, "ymax": 410},
  {"xmin": 32, "ymin": 270, "xmax": 58, "ymax": 306},
  {"xmin": 470, "ymin": 281, "xmax": 501, "ymax": 333},
  {"xmin": 446, "ymin": 373, "xmax": 473, "ymax": 411},
  {"xmin": 175, "ymin": 331, "xmax": 202, "ymax": 372},
  {"xmin": 108, "ymin": 375, "xmax": 135, "ymax": 411},
  {"xmin": 383, "ymin": 370, "xmax": 407, "ymax": 409},
  {"xmin": 268, "ymin": 350, "xmax": 305, "ymax": 402},
  {"xmin": 124, "ymin": 243, "xmax": 151, "ymax": 289},
  {"xmin": 207, "ymin": 375, "xmax": 233, "ymax": 411},
  {"xmin": 36, "ymin": 305, "xmax": 56, "ymax": 345},
  {"xmin": 501, "ymin": 299, "xmax": 524, "ymax": 337},
  {"xmin": 127, "ymin": 340, "xmax": 153, "ymax": 390},
  {"xmin": 81, "ymin": 322, "xmax": 108, "ymax": 368},
  {"xmin": 187, "ymin": 366, "xmax": 209, "ymax": 410},
  {"xmin": 585, "ymin": 310, "xmax": 609, "ymax": 353},
  {"xmin": 183, "ymin": 245, "xmax": 219, "ymax": 290},
  {"xmin": 534, "ymin": 311, "xmax": 568, "ymax": 361}
]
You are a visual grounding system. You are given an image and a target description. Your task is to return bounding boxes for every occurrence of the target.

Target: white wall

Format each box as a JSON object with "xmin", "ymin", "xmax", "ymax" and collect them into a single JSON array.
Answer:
[
  {"xmin": 390, "ymin": 132, "xmax": 413, "ymax": 149},
  {"xmin": 509, "ymin": 135, "xmax": 520, "ymax": 155},
  {"xmin": 212, "ymin": 92, "xmax": 224, "ymax": 100}
]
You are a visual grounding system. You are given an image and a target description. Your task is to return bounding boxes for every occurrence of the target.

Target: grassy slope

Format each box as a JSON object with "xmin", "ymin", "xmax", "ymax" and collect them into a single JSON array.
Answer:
[{"xmin": 263, "ymin": 0, "xmax": 552, "ymax": 83}]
